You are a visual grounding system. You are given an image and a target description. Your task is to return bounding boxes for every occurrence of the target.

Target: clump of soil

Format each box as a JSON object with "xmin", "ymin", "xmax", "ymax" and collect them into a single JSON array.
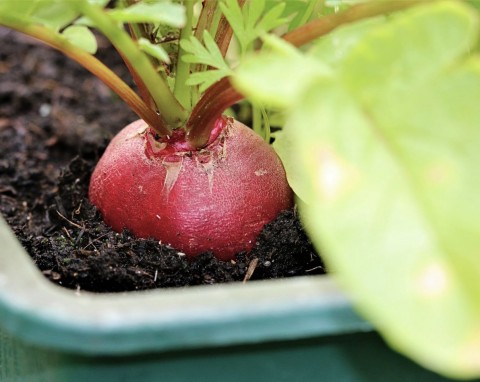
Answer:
[{"xmin": 0, "ymin": 28, "xmax": 325, "ymax": 293}]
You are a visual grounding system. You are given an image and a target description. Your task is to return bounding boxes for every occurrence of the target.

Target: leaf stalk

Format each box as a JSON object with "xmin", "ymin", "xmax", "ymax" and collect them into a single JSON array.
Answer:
[
  {"xmin": 0, "ymin": 13, "xmax": 170, "ymax": 135},
  {"xmin": 174, "ymin": 0, "xmax": 195, "ymax": 110},
  {"xmin": 77, "ymin": 1, "xmax": 188, "ymax": 128}
]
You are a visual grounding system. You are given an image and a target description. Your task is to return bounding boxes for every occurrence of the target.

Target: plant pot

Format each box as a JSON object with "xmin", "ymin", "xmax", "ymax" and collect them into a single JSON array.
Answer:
[{"xmin": 0, "ymin": 215, "xmax": 461, "ymax": 382}]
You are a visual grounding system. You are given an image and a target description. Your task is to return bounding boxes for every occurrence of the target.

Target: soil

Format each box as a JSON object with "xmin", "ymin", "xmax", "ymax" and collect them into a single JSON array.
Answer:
[{"xmin": 0, "ymin": 27, "xmax": 325, "ymax": 293}]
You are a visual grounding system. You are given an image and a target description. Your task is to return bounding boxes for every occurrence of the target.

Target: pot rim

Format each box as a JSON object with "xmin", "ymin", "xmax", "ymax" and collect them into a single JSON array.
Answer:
[{"xmin": 0, "ymin": 216, "xmax": 371, "ymax": 355}]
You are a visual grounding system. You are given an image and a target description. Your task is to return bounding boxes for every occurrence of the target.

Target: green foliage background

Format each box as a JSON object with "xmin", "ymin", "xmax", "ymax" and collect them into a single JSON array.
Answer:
[{"xmin": 235, "ymin": 1, "xmax": 480, "ymax": 378}]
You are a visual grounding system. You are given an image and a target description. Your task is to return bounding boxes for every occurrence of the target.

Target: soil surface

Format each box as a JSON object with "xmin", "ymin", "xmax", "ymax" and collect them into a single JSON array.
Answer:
[{"xmin": 0, "ymin": 27, "xmax": 325, "ymax": 292}]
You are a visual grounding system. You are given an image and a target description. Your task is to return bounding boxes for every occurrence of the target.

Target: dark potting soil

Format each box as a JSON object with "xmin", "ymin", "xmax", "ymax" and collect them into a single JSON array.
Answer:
[{"xmin": 0, "ymin": 28, "xmax": 325, "ymax": 293}]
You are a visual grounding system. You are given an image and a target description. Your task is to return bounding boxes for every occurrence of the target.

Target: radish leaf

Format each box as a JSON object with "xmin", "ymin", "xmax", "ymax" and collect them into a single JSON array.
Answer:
[
  {"xmin": 181, "ymin": 31, "xmax": 231, "ymax": 70},
  {"xmin": 234, "ymin": 1, "xmax": 480, "ymax": 378},
  {"xmin": 186, "ymin": 70, "xmax": 229, "ymax": 92},
  {"xmin": 233, "ymin": 35, "xmax": 330, "ymax": 108},
  {"xmin": 220, "ymin": 0, "xmax": 287, "ymax": 55},
  {"xmin": 286, "ymin": 0, "xmax": 324, "ymax": 31},
  {"xmin": 293, "ymin": 3, "xmax": 480, "ymax": 378},
  {"xmin": 62, "ymin": 25, "xmax": 97, "ymax": 54},
  {"xmin": 107, "ymin": 2, "xmax": 185, "ymax": 27},
  {"xmin": 0, "ymin": 0, "xmax": 80, "ymax": 31},
  {"xmin": 181, "ymin": 31, "xmax": 233, "ymax": 91},
  {"xmin": 137, "ymin": 38, "xmax": 171, "ymax": 64}
]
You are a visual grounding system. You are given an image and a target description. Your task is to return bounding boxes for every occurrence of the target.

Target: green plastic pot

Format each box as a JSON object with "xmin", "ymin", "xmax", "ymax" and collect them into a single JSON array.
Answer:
[{"xmin": 0, "ymin": 216, "xmax": 463, "ymax": 382}]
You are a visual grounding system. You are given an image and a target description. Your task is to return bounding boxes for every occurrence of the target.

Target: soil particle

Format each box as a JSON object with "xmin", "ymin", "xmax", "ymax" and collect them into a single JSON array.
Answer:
[{"xmin": 0, "ymin": 27, "xmax": 325, "ymax": 293}]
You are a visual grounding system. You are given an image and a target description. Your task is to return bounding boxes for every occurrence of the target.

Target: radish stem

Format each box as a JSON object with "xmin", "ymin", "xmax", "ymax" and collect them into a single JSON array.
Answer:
[
  {"xmin": 174, "ymin": 0, "xmax": 195, "ymax": 110},
  {"xmin": 0, "ymin": 13, "xmax": 170, "ymax": 136},
  {"xmin": 77, "ymin": 2, "xmax": 188, "ymax": 128}
]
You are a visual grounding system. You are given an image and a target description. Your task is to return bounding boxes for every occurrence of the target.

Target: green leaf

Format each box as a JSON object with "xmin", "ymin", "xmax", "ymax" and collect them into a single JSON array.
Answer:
[
  {"xmin": 0, "ymin": 0, "xmax": 38, "ymax": 16},
  {"xmin": 291, "ymin": 3, "xmax": 480, "ymax": 379},
  {"xmin": 6, "ymin": 0, "xmax": 80, "ymax": 31},
  {"xmin": 337, "ymin": 1, "xmax": 479, "ymax": 103},
  {"xmin": 309, "ymin": 15, "xmax": 386, "ymax": 66},
  {"xmin": 34, "ymin": 1, "xmax": 80, "ymax": 30},
  {"xmin": 181, "ymin": 31, "xmax": 233, "ymax": 91},
  {"xmin": 251, "ymin": 102, "xmax": 271, "ymax": 142},
  {"xmin": 186, "ymin": 70, "xmax": 227, "ymax": 92},
  {"xmin": 107, "ymin": 2, "xmax": 185, "ymax": 28},
  {"xmin": 272, "ymin": 129, "xmax": 310, "ymax": 202},
  {"xmin": 233, "ymin": 35, "xmax": 331, "ymax": 108},
  {"xmin": 137, "ymin": 37, "xmax": 170, "ymax": 64},
  {"xmin": 287, "ymin": 0, "xmax": 323, "ymax": 31},
  {"xmin": 325, "ymin": 0, "xmax": 362, "ymax": 9},
  {"xmin": 292, "ymin": 56, "xmax": 480, "ymax": 380},
  {"xmin": 61, "ymin": 25, "xmax": 97, "ymax": 54},
  {"xmin": 234, "ymin": 1, "xmax": 480, "ymax": 378},
  {"xmin": 75, "ymin": 0, "xmax": 110, "ymax": 25},
  {"xmin": 466, "ymin": 0, "xmax": 480, "ymax": 11},
  {"xmin": 248, "ymin": 0, "xmax": 266, "ymax": 31},
  {"xmin": 220, "ymin": 0, "xmax": 287, "ymax": 55},
  {"xmin": 181, "ymin": 31, "xmax": 225, "ymax": 68},
  {"xmin": 256, "ymin": 2, "xmax": 286, "ymax": 34},
  {"xmin": 86, "ymin": 0, "xmax": 110, "ymax": 6},
  {"xmin": 219, "ymin": 0, "xmax": 245, "ymax": 45}
]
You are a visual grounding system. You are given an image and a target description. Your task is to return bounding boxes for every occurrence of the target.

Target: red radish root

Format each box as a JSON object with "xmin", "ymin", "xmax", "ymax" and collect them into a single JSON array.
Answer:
[{"xmin": 89, "ymin": 117, "xmax": 293, "ymax": 261}]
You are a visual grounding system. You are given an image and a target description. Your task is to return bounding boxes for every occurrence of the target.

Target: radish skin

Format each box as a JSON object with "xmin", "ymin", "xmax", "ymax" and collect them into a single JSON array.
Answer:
[{"xmin": 89, "ymin": 117, "xmax": 293, "ymax": 261}]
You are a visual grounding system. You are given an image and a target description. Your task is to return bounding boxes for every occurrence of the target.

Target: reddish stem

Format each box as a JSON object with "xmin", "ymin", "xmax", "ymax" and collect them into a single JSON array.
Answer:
[
  {"xmin": 119, "ymin": 47, "xmax": 158, "ymax": 112},
  {"xmin": 194, "ymin": 0, "xmax": 218, "ymax": 41},
  {"xmin": 186, "ymin": 77, "xmax": 242, "ymax": 148},
  {"xmin": 124, "ymin": 23, "xmax": 158, "ymax": 112},
  {"xmin": 282, "ymin": 0, "xmax": 428, "ymax": 47}
]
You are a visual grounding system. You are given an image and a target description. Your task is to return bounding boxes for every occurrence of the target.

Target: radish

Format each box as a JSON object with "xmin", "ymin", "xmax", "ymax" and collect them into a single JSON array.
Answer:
[
  {"xmin": 0, "ymin": 1, "xmax": 407, "ymax": 260},
  {"xmin": 0, "ymin": 1, "xmax": 300, "ymax": 261},
  {"xmin": 89, "ymin": 116, "xmax": 293, "ymax": 260}
]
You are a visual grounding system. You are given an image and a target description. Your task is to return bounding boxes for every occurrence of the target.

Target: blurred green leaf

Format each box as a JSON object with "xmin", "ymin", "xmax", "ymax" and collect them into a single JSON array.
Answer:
[
  {"xmin": 0, "ymin": 0, "xmax": 80, "ymax": 30},
  {"xmin": 233, "ymin": 35, "xmax": 331, "ymax": 108},
  {"xmin": 31, "ymin": 0, "xmax": 80, "ymax": 30},
  {"xmin": 272, "ymin": 129, "xmax": 310, "ymax": 202},
  {"xmin": 338, "ymin": 1, "xmax": 478, "ymax": 103},
  {"xmin": 234, "ymin": 1, "xmax": 480, "ymax": 378},
  {"xmin": 287, "ymin": 0, "xmax": 323, "ymax": 31},
  {"xmin": 108, "ymin": 2, "xmax": 185, "ymax": 27},
  {"xmin": 86, "ymin": 0, "xmax": 110, "ymax": 6},
  {"xmin": 295, "ymin": 3, "xmax": 480, "ymax": 378},
  {"xmin": 61, "ymin": 25, "xmax": 97, "ymax": 54},
  {"xmin": 138, "ymin": 37, "xmax": 171, "ymax": 63},
  {"xmin": 186, "ymin": 70, "xmax": 227, "ymax": 92},
  {"xmin": 0, "ymin": 0, "xmax": 38, "ymax": 16},
  {"xmin": 292, "ymin": 60, "xmax": 480, "ymax": 378},
  {"xmin": 465, "ymin": 0, "xmax": 480, "ymax": 11},
  {"xmin": 309, "ymin": 15, "xmax": 386, "ymax": 65}
]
